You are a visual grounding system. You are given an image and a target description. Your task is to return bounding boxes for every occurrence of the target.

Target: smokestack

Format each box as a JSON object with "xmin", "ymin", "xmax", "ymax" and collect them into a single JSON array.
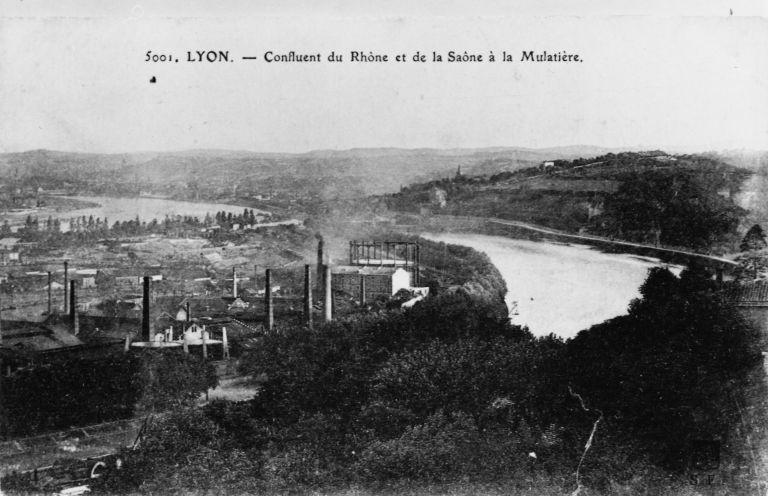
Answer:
[
  {"xmin": 232, "ymin": 267, "xmax": 238, "ymax": 299},
  {"xmin": 47, "ymin": 271, "xmax": 52, "ymax": 315},
  {"xmin": 64, "ymin": 261, "xmax": 69, "ymax": 315},
  {"xmin": 222, "ymin": 327, "xmax": 230, "ymax": 360},
  {"xmin": 304, "ymin": 264, "xmax": 313, "ymax": 328},
  {"xmin": 317, "ymin": 236, "xmax": 324, "ymax": 292},
  {"xmin": 185, "ymin": 300, "xmax": 191, "ymax": 323},
  {"xmin": 415, "ymin": 243, "xmax": 421, "ymax": 286},
  {"xmin": 142, "ymin": 276, "xmax": 151, "ymax": 342},
  {"xmin": 265, "ymin": 269, "xmax": 274, "ymax": 332},
  {"xmin": 70, "ymin": 280, "xmax": 79, "ymax": 335},
  {"xmin": 202, "ymin": 325, "xmax": 208, "ymax": 360},
  {"xmin": 324, "ymin": 265, "xmax": 332, "ymax": 322}
]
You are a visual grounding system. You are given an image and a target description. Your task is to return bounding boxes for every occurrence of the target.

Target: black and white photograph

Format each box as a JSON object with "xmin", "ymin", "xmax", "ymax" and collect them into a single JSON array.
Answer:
[{"xmin": 0, "ymin": 1, "xmax": 767, "ymax": 494}]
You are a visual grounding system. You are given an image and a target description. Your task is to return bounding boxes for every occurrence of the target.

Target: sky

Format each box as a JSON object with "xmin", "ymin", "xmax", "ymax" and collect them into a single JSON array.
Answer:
[{"xmin": 1, "ymin": 0, "xmax": 766, "ymax": 153}]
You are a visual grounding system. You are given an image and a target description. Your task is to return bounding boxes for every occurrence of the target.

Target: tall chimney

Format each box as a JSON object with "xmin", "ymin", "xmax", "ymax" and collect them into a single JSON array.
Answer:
[
  {"xmin": 185, "ymin": 300, "xmax": 191, "ymax": 323},
  {"xmin": 222, "ymin": 327, "xmax": 230, "ymax": 360},
  {"xmin": 70, "ymin": 280, "xmax": 79, "ymax": 335},
  {"xmin": 265, "ymin": 269, "xmax": 274, "ymax": 331},
  {"xmin": 317, "ymin": 237, "xmax": 325, "ymax": 292},
  {"xmin": 232, "ymin": 267, "xmax": 238, "ymax": 299},
  {"xmin": 324, "ymin": 265, "xmax": 332, "ymax": 322},
  {"xmin": 64, "ymin": 261, "xmax": 69, "ymax": 315},
  {"xmin": 47, "ymin": 271, "xmax": 52, "ymax": 315},
  {"xmin": 142, "ymin": 276, "xmax": 151, "ymax": 342},
  {"xmin": 201, "ymin": 325, "xmax": 208, "ymax": 360},
  {"xmin": 304, "ymin": 264, "xmax": 313, "ymax": 328},
  {"xmin": 415, "ymin": 243, "xmax": 421, "ymax": 286}
]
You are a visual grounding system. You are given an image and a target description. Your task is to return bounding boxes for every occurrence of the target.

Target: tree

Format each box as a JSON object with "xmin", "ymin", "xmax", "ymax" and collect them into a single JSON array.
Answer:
[
  {"xmin": 740, "ymin": 224, "xmax": 767, "ymax": 252},
  {"xmin": 566, "ymin": 266, "xmax": 761, "ymax": 468}
]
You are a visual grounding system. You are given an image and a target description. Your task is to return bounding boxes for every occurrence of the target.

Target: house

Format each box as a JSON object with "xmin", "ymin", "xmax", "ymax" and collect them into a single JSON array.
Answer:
[
  {"xmin": 0, "ymin": 318, "xmax": 90, "ymax": 372},
  {"xmin": 1, "ymin": 251, "xmax": 20, "ymax": 265},
  {"xmin": 115, "ymin": 275, "xmax": 142, "ymax": 286},
  {"xmin": 0, "ymin": 237, "xmax": 20, "ymax": 251},
  {"xmin": 227, "ymin": 297, "xmax": 249, "ymax": 310},
  {"xmin": 332, "ymin": 266, "xmax": 411, "ymax": 302},
  {"xmin": 255, "ymin": 285, "xmax": 281, "ymax": 296},
  {"xmin": 725, "ymin": 281, "xmax": 768, "ymax": 371},
  {"xmin": 726, "ymin": 281, "xmax": 768, "ymax": 338},
  {"xmin": 0, "ymin": 320, "xmax": 84, "ymax": 353},
  {"xmin": 39, "ymin": 281, "xmax": 65, "ymax": 291}
]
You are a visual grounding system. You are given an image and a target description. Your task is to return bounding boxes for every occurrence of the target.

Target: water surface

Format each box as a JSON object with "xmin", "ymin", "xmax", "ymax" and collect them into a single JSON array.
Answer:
[{"xmin": 423, "ymin": 232, "xmax": 681, "ymax": 339}]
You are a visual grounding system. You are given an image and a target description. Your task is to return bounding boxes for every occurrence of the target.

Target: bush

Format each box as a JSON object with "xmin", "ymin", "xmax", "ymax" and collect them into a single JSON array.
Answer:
[
  {"xmin": 369, "ymin": 338, "xmax": 550, "ymax": 424},
  {"xmin": 355, "ymin": 411, "xmax": 483, "ymax": 482},
  {"xmin": 565, "ymin": 266, "xmax": 762, "ymax": 468}
]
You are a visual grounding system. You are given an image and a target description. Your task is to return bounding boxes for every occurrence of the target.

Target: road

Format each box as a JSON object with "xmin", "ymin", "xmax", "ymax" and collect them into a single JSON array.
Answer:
[{"xmin": 486, "ymin": 217, "xmax": 738, "ymax": 267}]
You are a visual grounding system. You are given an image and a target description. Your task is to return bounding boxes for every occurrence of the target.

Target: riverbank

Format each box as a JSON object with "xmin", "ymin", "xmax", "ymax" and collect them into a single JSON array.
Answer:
[{"xmin": 2, "ymin": 196, "xmax": 100, "ymax": 226}]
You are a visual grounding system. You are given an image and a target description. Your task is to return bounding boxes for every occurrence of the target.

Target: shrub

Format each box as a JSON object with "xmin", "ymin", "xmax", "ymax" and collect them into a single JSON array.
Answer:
[{"xmin": 355, "ymin": 411, "xmax": 483, "ymax": 482}]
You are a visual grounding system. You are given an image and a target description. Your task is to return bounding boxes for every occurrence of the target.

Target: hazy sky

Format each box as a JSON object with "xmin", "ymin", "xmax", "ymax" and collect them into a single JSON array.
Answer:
[{"xmin": 1, "ymin": 1, "xmax": 766, "ymax": 153}]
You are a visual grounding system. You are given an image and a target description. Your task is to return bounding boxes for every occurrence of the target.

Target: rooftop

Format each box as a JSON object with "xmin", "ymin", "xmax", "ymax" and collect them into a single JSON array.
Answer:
[{"xmin": 725, "ymin": 280, "xmax": 768, "ymax": 306}]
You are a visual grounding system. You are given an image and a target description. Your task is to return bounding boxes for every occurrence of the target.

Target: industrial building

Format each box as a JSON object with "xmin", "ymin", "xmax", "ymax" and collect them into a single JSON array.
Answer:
[{"xmin": 331, "ymin": 266, "xmax": 411, "ymax": 302}]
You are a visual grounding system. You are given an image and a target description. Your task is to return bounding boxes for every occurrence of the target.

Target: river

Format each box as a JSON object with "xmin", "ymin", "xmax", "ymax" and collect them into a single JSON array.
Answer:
[
  {"xmin": 2, "ymin": 195, "xmax": 274, "ymax": 227},
  {"xmin": 423, "ymin": 232, "xmax": 682, "ymax": 339},
  {"xmin": 63, "ymin": 196, "xmax": 267, "ymax": 224}
]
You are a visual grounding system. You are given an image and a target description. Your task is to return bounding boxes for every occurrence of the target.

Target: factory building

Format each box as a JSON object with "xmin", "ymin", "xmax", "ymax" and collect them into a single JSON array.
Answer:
[{"xmin": 331, "ymin": 266, "xmax": 411, "ymax": 302}]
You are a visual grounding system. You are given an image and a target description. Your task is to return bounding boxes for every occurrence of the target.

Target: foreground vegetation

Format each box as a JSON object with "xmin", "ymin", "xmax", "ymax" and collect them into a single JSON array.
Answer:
[
  {"xmin": 72, "ymin": 241, "xmax": 767, "ymax": 495},
  {"xmin": 0, "ymin": 350, "xmax": 217, "ymax": 438}
]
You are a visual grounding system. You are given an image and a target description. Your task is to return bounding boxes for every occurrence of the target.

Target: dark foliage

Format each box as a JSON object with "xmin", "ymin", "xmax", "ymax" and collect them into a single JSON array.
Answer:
[
  {"xmin": 93, "ymin": 246, "xmax": 764, "ymax": 494},
  {"xmin": 740, "ymin": 223, "xmax": 768, "ymax": 252},
  {"xmin": 1, "ymin": 350, "xmax": 217, "ymax": 437},
  {"xmin": 566, "ymin": 266, "xmax": 762, "ymax": 468},
  {"xmin": 243, "ymin": 291, "xmax": 522, "ymax": 423},
  {"xmin": 603, "ymin": 169, "xmax": 744, "ymax": 249},
  {"xmin": 2, "ymin": 353, "xmax": 142, "ymax": 436}
]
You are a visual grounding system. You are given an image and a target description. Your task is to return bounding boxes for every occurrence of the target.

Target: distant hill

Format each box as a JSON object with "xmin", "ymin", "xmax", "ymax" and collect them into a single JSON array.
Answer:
[
  {"xmin": 0, "ymin": 146, "xmax": 629, "ymax": 199},
  {"xmin": 385, "ymin": 151, "xmax": 752, "ymax": 252}
]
